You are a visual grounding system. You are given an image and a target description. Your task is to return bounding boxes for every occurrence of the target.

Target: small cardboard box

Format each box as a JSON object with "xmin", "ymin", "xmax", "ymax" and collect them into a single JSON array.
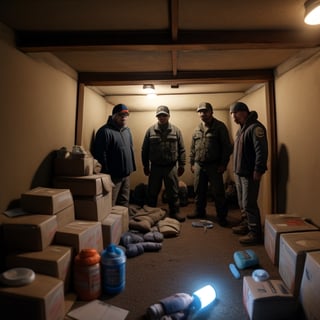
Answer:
[
  {"xmin": 111, "ymin": 205, "xmax": 129, "ymax": 233},
  {"xmin": 278, "ymin": 231, "xmax": 320, "ymax": 296},
  {"xmin": 54, "ymin": 220, "xmax": 103, "ymax": 254},
  {"xmin": 0, "ymin": 273, "xmax": 65, "ymax": 320},
  {"xmin": 55, "ymin": 204, "xmax": 75, "ymax": 228},
  {"xmin": 6, "ymin": 245, "xmax": 72, "ymax": 293},
  {"xmin": 2, "ymin": 214, "xmax": 58, "ymax": 252},
  {"xmin": 300, "ymin": 251, "xmax": 320, "ymax": 320},
  {"xmin": 21, "ymin": 187, "xmax": 73, "ymax": 215},
  {"xmin": 243, "ymin": 276, "xmax": 298, "ymax": 320},
  {"xmin": 101, "ymin": 213, "xmax": 123, "ymax": 247},
  {"xmin": 74, "ymin": 192, "xmax": 111, "ymax": 221},
  {"xmin": 54, "ymin": 156, "xmax": 94, "ymax": 176},
  {"xmin": 264, "ymin": 214, "xmax": 318, "ymax": 265},
  {"xmin": 53, "ymin": 173, "xmax": 113, "ymax": 196}
]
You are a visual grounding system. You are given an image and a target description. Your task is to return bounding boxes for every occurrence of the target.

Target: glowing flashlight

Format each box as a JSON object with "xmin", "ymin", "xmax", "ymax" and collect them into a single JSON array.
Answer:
[{"xmin": 191, "ymin": 284, "xmax": 216, "ymax": 311}]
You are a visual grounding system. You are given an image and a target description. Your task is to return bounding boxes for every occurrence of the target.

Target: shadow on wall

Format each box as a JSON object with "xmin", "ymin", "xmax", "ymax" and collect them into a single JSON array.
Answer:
[
  {"xmin": 6, "ymin": 151, "xmax": 56, "ymax": 210},
  {"xmin": 31, "ymin": 151, "xmax": 56, "ymax": 189},
  {"xmin": 276, "ymin": 144, "xmax": 289, "ymax": 213}
]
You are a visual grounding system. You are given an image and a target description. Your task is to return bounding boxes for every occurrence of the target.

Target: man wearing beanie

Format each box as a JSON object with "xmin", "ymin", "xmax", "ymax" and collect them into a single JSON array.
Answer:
[
  {"xmin": 142, "ymin": 105, "xmax": 186, "ymax": 222},
  {"xmin": 230, "ymin": 101, "xmax": 268, "ymax": 245},
  {"xmin": 93, "ymin": 103, "xmax": 136, "ymax": 211},
  {"xmin": 188, "ymin": 102, "xmax": 233, "ymax": 227}
]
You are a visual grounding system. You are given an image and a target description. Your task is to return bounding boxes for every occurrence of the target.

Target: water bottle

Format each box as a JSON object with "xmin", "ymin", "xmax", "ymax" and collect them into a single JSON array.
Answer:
[
  {"xmin": 146, "ymin": 293, "xmax": 194, "ymax": 319},
  {"xmin": 101, "ymin": 244, "xmax": 126, "ymax": 295},
  {"xmin": 74, "ymin": 248, "xmax": 101, "ymax": 301}
]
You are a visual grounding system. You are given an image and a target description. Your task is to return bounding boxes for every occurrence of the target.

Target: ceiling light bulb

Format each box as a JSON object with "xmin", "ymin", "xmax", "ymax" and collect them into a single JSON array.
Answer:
[
  {"xmin": 143, "ymin": 84, "xmax": 155, "ymax": 94},
  {"xmin": 304, "ymin": 0, "xmax": 320, "ymax": 25}
]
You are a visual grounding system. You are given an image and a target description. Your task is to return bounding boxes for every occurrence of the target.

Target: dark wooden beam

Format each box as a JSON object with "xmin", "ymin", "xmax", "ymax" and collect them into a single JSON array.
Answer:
[
  {"xmin": 78, "ymin": 69, "xmax": 274, "ymax": 85},
  {"xmin": 15, "ymin": 29, "xmax": 320, "ymax": 52}
]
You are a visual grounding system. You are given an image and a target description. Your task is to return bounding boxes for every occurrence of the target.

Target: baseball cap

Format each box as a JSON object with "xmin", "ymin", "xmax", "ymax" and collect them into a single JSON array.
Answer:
[
  {"xmin": 197, "ymin": 102, "xmax": 213, "ymax": 112},
  {"xmin": 112, "ymin": 104, "xmax": 129, "ymax": 115},
  {"xmin": 230, "ymin": 102, "xmax": 249, "ymax": 113},
  {"xmin": 156, "ymin": 105, "xmax": 170, "ymax": 116}
]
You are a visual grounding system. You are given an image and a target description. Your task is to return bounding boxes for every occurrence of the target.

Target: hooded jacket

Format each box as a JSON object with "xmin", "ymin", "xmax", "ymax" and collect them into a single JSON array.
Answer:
[
  {"xmin": 233, "ymin": 111, "xmax": 268, "ymax": 176},
  {"xmin": 93, "ymin": 116, "xmax": 136, "ymax": 178}
]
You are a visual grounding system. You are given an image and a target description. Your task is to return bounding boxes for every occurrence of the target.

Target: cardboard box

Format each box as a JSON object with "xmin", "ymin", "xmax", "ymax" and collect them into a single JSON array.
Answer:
[
  {"xmin": 2, "ymin": 214, "xmax": 57, "ymax": 252},
  {"xmin": 0, "ymin": 273, "xmax": 65, "ymax": 320},
  {"xmin": 21, "ymin": 187, "xmax": 73, "ymax": 215},
  {"xmin": 53, "ymin": 173, "xmax": 113, "ymax": 196},
  {"xmin": 243, "ymin": 276, "xmax": 298, "ymax": 320},
  {"xmin": 74, "ymin": 192, "xmax": 111, "ymax": 221},
  {"xmin": 278, "ymin": 231, "xmax": 320, "ymax": 296},
  {"xmin": 55, "ymin": 204, "xmax": 75, "ymax": 228},
  {"xmin": 101, "ymin": 213, "xmax": 123, "ymax": 247},
  {"xmin": 264, "ymin": 214, "xmax": 318, "ymax": 265},
  {"xmin": 54, "ymin": 220, "xmax": 103, "ymax": 254},
  {"xmin": 111, "ymin": 205, "xmax": 129, "ymax": 233},
  {"xmin": 300, "ymin": 251, "xmax": 320, "ymax": 320},
  {"xmin": 6, "ymin": 245, "xmax": 72, "ymax": 293},
  {"xmin": 54, "ymin": 156, "xmax": 94, "ymax": 176}
]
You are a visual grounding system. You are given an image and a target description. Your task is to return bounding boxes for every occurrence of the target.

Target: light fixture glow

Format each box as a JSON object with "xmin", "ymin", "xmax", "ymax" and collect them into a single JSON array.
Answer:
[
  {"xmin": 143, "ymin": 84, "xmax": 155, "ymax": 94},
  {"xmin": 192, "ymin": 284, "xmax": 216, "ymax": 310},
  {"xmin": 304, "ymin": 0, "xmax": 320, "ymax": 25}
]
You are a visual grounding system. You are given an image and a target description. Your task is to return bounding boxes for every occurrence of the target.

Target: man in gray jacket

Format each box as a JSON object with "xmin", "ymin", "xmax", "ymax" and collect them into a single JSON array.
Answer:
[
  {"xmin": 188, "ymin": 102, "xmax": 233, "ymax": 227},
  {"xmin": 142, "ymin": 105, "xmax": 186, "ymax": 222}
]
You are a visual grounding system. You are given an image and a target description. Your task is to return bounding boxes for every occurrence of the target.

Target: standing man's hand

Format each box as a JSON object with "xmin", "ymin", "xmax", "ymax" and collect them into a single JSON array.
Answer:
[
  {"xmin": 178, "ymin": 166, "xmax": 185, "ymax": 177},
  {"xmin": 217, "ymin": 165, "xmax": 226, "ymax": 173},
  {"xmin": 253, "ymin": 171, "xmax": 262, "ymax": 181},
  {"xmin": 144, "ymin": 167, "xmax": 150, "ymax": 176}
]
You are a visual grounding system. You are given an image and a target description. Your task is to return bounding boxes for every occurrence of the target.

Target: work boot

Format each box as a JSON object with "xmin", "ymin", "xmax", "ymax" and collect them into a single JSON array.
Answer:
[
  {"xmin": 187, "ymin": 210, "xmax": 206, "ymax": 219},
  {"xmin": 232, "ymin": 219, "xmax": 249, "ymax": 235},
  {"xmin": 239, "ymin": 232, "xmax": 261, "ymax": 245},
  {"xmin": 218, "ymin": 217, "xmax": 228, "ymax": 227},
  {"xmin": 169, "ymin": 206, "xmax": 186, "ymax": 222}
]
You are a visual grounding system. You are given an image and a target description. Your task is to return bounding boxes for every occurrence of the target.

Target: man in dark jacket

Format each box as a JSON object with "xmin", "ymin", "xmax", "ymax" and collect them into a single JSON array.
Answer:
[
  {"xmin": 188, "ymin": 102, "xmax": 233, "ymax": 226},
  {"xmin": 230, "ymin": 102, "xmax": 268, "ymax": 245},
  {"xmin": 93, "ymin": 104, "xmax": 136, "ymax": 210},
  {"xmin": 142, "ymin": 105, "xmax": 186, "ymax": 222}
]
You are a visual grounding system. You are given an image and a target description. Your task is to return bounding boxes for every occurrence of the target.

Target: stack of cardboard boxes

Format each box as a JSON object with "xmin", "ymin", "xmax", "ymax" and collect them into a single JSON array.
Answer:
[
  {"xmin": 243, "ymin": 213, "xmax": 320, "ymax": 320},
  {"xmin": 0, "ymin": 151, "xmax": 130, "ymax": 319}
]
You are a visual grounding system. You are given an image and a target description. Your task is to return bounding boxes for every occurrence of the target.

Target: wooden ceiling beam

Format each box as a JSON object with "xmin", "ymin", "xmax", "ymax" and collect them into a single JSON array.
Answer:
[
  {"xmin": 16, "ymin": 29, "xmax": 320, "ymax": 52},
  {"xmin": 78, "ymin": 69, "xmax": 274, "ymax": 86}
]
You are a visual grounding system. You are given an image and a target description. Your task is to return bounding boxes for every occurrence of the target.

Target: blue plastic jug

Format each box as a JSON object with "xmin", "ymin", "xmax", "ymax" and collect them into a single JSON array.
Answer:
[{"xmin": 101, "ymin": 244, "xmax": 126, "ymax": 295}]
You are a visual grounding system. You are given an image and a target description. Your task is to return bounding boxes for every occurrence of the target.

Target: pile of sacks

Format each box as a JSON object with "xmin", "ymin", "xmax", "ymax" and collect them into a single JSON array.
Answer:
[
  {"xmin": 129, "ymin": 205, "xmax": 181, "ymax": 237},
  {"xmin": 123, "ymin": 205, "xmax": 182, "ymax": 258},
  {"xmin": 120, "ymin": 230, "xmax": 163, "ymax": 258}
]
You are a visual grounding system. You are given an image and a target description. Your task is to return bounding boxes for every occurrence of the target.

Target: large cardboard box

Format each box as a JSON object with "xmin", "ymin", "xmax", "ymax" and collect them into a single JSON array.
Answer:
[
  {"xmin": 111, "ymin": 205, "xmax": 129, "ymax": 233},
  {"xmin": 21, "ymin": 187, "xmax": 73, "ymax": 215},
  {"xmin": 54, "ymin": 220, "xmax": 103, "ymax": 254},
  {"xmin": 101, "ymin": 213, "xmax": 123, "ymax": 247},
  {"xmin": 6, "ymin": 245, "xmax": 72, "ymax": 293},
  {"xmin": 300, "ymin": 251, "xmax": 320, "ymax": 320},
  {"xmin": 54, "ymin": 156, "xmax": 94, "ymax": 176},
  {"xmin": 243, "ymin": 276, "xmax": 298, "ymax": 320},
  {"xmin": 55, "ymin": 204, "xmax": 75, "ymax": 228},
  {"xmin": 264, "ymin": 214, "xmax": 318, "ymax": 265},
  {"xmin": 53, "ymin": 174, "xmax": 113, "ymax": 196},
  {"xmin": 0, "ymin": 273, "xmax": 65, "ymax": 320},
  {"xmin": 2, "ymin": 214, "xmax": 58, "ymax": 252},
  {"xmin": 278, "ymin": 231, "xmax": 320, "ymax": 296},
  {"xmin": 74, "ymin": 192, "xmax": 111, "ymax": 221}
]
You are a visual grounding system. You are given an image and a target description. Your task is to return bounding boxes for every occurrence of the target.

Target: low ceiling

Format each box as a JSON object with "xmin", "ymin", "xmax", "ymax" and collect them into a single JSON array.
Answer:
[{"xmin": 1, "ymin": 0, "xmax": 320, "ymax": 111}]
